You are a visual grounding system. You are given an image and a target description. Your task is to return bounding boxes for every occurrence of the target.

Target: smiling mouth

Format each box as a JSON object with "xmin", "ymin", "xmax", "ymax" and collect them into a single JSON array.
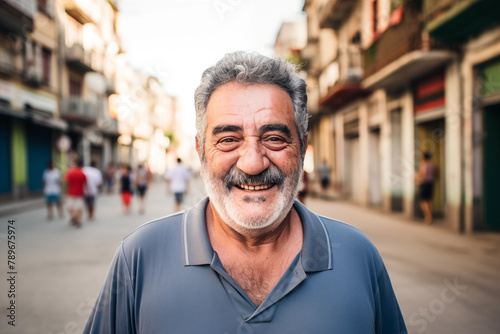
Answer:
[{"xmin": 236, "ymin": 184, "xmax": 274, "ymax": 191}]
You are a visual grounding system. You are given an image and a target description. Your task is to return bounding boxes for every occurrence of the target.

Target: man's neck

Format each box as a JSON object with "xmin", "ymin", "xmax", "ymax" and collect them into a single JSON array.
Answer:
[{"xmin": 206, "ymin": 201, "xmax": 303, "ymax": 307}]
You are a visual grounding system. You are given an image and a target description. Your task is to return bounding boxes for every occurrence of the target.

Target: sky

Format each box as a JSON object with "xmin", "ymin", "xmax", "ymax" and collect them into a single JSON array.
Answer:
[{"xmin": 117, "ymin": 0, "xmax": 306, "ymax": 137}]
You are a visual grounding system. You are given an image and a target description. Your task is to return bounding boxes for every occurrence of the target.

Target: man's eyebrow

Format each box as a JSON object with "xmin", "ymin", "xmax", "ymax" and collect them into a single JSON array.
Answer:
[
  {"xmin": 259, "ymin": 124, "xmax": 292, "ymax": 138},
  {"xmin": 212, "ymin": 125, "xmax": 243, "ymax": 136}
]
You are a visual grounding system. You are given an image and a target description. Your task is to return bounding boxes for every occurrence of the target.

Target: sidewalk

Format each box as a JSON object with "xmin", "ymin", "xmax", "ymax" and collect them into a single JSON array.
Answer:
[
  {"xmin": 0, "ymin": 196, "xmax": 45, "ymax": 218},
  {"xmin": 306, "ymin": 195, "xmax": 500, "ymax": 252}
]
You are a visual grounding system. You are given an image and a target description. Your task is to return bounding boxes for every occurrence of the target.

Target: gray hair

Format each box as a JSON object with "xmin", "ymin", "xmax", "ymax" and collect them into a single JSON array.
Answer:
[{"xmin": 194, "ymin": 51, "xmax": 308, "ymax": 160}]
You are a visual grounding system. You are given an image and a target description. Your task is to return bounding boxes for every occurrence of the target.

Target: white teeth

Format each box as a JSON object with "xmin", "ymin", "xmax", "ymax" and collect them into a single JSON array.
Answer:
[{"xmin": 239, "ymin": 184, "xmax": 272, "ymax": 191}]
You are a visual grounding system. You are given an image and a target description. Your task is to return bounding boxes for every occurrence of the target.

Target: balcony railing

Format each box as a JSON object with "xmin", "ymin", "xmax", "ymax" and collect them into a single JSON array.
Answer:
[
  {"xmin": 65, "ymin": 44, "xmax": 94, "ymax": 73},
  {"xmin": 338, "ymin": 46, "xmax": 363, "ymax": 83},
  {"xmin": 97, "ymin": 116, "xmax": 118, "ymax": 135},
  {"xmin": 23, "ymin": 73, "xmax": 44, "ymax": 87},
  {"xmin": 300, "ymin": 42, "xmax": 320, "ymax": 76},
  {"xmin": 423, "ymin": 0, "xmax": 500, "ymax": 43},
  {"xmin": 61, "ymin": 97, "xmax": 99, "ymax": 123},
  {"xmin": 363, "ymin": 3, "xmax": 426, "ymax": 78},
  {"xmin": 0, "ymin": 59, "xmax": 16, "ymax": 77},
  {"xmin": 320, "ymin": 46, "xmax": 367, "ymax": 109}
]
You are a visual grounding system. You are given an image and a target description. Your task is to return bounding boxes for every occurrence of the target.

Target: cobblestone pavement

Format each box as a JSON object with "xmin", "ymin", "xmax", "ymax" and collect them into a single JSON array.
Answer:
[{"xmin": 0, "ymin": 177, "xmax": 498, "ymax": 333}]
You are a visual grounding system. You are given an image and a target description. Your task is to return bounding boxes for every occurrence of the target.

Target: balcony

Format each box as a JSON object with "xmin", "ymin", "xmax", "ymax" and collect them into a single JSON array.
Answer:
[
  {"xmin": 60, "ymin": 97, "xmax": 99, "ymax": 124},
  {"xmin": 23, "ymin": 73, "xmax": 44, "ymax": 87},
  {"xmin": 63, "ymin": 0, "xmax": 94, "ymax": 24},
  {"xmin": 319, "ymin": 0, "xmax": 357, "ymax": 29},
  {"xmin": 65, "ymin": 44, "xmax": 94, "ymax": 73},
  {"xmin": 320, "ymin": 46, "xmax": 368, "ymax": 109},
  {"xmin": 0, "ymin": 59, "xmax": 16, "ymax": 77},
  {"xmin": 362, "ymin": 2, "xmax": 455, "ymax": 90},
  {"xmin": 97, "ymin": 116, "xmax": 118, "ymax": 135},
  {"xmin": 301, "ymin": 42, "xmax": 321, "ymax": 77},
  {"xmin": 424, "ymin": 0, "xmax": 500, "ymax": 43},
  {"xmin": 0, "ymin": 0, "xmax": 35, "ymax": 34}
]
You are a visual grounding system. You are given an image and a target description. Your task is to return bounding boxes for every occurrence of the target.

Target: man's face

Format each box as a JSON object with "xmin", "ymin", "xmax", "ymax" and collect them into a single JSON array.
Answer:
[{"xmin": 197, "ymin": 82, "xmax": 303, "ymax": 236}]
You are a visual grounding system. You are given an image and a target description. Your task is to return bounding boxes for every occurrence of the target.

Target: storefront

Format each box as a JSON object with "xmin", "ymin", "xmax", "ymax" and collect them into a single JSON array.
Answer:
[
  {"xmin": 0, "ymin": 114, "xmax": 12, "ymax": 196},
  {"xmin": 474, "ymin": 57, "xmax": 500, "ymax": 231},
  {"xmin": 414, "ymin": 70, "xmax": 447, "ymax": 220}
]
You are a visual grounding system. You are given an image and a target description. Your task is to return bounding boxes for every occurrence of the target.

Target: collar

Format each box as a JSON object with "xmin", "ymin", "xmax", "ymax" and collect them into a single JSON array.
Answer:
[{"xmin": 182, "ymin": 197, "xmax": 333, "ymax": 272}]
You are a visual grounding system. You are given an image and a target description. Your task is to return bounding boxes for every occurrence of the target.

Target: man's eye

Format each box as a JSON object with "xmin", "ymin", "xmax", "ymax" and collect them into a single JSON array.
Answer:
[
  {"xmin": 267, "ymin": 137, "xmax": 285, "ymax": 143},
  {"xmin": 220, "ymin": 138, "xmax": 236, "ymax": 143}
]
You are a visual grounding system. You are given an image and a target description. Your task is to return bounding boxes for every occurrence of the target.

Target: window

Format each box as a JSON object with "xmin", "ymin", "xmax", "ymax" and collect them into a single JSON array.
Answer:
[
  {"xmin": 42, "ymin": 48, "xmax": 51, "ymax": 86},
  {"xmin": 69, "ymin": 79, "xmax": 82, "ymax": 97}
]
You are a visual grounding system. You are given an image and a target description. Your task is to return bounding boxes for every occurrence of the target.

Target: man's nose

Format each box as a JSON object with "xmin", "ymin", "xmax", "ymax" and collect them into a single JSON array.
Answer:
[{"xmin": 236, "ymin": 140, "xmax": 270, "ymax": 176}]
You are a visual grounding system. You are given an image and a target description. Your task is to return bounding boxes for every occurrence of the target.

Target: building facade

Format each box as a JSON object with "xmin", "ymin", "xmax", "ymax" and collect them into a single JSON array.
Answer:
[
  {"xmin": 0, "ymin": 0, "xmax": 176, "ymax": 201},
  {"xmin": 113, "ymin": 60, "xmax": 176, "ymax": 175},
  {"xmin": 299, "ymin": 0, "xmax": 500, "ymax": 233},
  {"xmin": 0, "ymin": 0, "xmax": 63, "ymax": 199}
]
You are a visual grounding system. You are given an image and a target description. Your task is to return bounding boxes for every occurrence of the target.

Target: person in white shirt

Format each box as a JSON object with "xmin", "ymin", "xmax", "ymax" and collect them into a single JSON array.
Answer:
[
  {"xmin": 164, "ymin": 158, "xmax": 191, "ymax": 212},
  {"xmin": 83, "ymin": 161, "xmax": 103, "ymax": 220},
  {"xmin": 42, "ymin": 161, "xmax": 63, "ymax": 220}
]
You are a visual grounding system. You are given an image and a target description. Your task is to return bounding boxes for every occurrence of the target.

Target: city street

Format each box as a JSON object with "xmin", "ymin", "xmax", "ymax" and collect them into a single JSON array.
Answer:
[{"xmin": 1, "ymin": 177, "xmax": 499, "ymax": 334}]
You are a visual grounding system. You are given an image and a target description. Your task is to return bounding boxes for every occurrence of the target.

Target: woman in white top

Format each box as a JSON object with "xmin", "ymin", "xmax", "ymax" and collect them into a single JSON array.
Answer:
[{"xmin": 42, "ymin": 161, "xmax": 63, "ymax": 220}]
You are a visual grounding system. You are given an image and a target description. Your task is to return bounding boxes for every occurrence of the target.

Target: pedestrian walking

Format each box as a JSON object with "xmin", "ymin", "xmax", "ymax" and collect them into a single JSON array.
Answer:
[
  {"xmin": 65, "ymin": 158, "xmax": 87, "ymax": 228},
  {"xmin": 42, "ymin": 160, "xmax": 63, "ymax": 220},
  {"xmin": 164, "ymin": 158, "xmax": 190, "ymax": 212},
  {"xmin": 135, "ymin": 163, "xmax": 152, "ymax": 214},
  {"xmin": 415, "ymin": 151, "xmax": 438, "ymax": 225},
  {"xmin": 104, "ymin": 162, "xmax": 116, "ymax": 194},
  {"xmin": 120, "ymin": 165, "xmax": 133, "ymax": 214},
  {"xmin": 318, "ymin": 159, "xmax": 331, "ymax": 198},
  {"xmin": 83, "ymin": 161, "xmax": 103, "ymax": 220}
]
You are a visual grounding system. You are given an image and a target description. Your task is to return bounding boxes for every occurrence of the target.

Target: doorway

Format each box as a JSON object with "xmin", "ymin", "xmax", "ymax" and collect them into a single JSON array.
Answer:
[
  {"xmin": 415, "ymin": 118, "xmax": 446, "ymax": 218},
  {"xmin": 481, "ymin": 104, "xmax": 500, "ymax": 230}
]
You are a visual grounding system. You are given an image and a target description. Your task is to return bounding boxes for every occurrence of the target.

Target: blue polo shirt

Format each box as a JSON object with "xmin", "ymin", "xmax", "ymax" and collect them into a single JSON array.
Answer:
[{"xmin": 83, "ymin": 198, "xmax": 407, "ymax": 333}]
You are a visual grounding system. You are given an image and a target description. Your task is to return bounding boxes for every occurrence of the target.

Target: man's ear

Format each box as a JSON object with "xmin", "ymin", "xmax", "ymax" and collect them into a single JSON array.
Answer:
[{"xmin": 195, "ymin": 136, "xmax": 204, "ymax": 178}]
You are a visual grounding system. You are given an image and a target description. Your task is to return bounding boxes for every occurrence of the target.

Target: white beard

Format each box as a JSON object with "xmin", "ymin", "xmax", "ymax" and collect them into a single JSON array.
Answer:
[{"xmin": 202, "ymin": 163, "xmax": 302, "ymax": 236}]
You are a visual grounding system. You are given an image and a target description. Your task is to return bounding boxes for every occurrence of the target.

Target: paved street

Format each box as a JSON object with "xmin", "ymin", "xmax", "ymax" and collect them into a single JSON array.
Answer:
[{"xmin": 1, "ymin": 177, "xmax": 499, "ymax": 334}]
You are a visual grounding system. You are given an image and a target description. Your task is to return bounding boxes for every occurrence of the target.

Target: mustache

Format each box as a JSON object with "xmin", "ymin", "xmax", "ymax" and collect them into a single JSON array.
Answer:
[{"xmin": 223, "ymin": 164, "xmax": 286, "ymax": 190}]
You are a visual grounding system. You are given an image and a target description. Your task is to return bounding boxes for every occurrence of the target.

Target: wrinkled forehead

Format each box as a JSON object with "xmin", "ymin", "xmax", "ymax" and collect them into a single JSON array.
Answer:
[{"xmin": 206, "ymin": 82, "xmax": 295, "ymax": 127}]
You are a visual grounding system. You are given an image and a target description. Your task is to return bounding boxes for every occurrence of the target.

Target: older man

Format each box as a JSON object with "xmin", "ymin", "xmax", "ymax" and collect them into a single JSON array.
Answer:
[{"xmin": 83, "ymin": 52, "xmax": 407, "ymax": 333}]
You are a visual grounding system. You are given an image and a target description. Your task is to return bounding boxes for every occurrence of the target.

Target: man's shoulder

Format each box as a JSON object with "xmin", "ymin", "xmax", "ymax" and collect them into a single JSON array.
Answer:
[
  {"xmin": 313, "ymin": 213, "xmax": 379, "ymax": 253},
  {"xmin": 120, "ymin": 212, "xmax": 185, "ymax": 252}
]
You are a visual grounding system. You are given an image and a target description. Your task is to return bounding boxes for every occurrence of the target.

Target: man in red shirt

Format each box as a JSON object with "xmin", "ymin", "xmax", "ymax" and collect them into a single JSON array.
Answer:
[{"xmin": 66, "ymin": 158, "xmax": 87, "ymax": 228}]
